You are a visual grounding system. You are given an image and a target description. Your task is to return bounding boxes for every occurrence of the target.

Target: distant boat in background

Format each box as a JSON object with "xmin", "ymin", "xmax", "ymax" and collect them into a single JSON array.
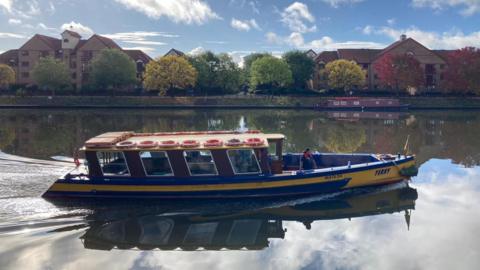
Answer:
[{"xmin": 314, "ymin": 97, "xmax": 409, "ymax": 111}]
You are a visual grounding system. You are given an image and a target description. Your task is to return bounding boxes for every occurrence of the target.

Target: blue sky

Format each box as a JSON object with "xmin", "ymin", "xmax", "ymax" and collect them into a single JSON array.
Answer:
[{"xmin": 1, "ymin": 0, "xmax": 480, "ymax": 64}]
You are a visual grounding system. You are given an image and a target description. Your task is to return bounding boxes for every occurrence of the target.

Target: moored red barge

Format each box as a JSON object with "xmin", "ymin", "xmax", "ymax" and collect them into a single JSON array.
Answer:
[{"xmin": 314, "ymin": 97, "xmax": 409, "ymax": 111}]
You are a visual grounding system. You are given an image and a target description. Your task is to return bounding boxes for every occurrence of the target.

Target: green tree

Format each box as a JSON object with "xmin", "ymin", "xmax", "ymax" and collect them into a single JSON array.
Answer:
[
  {"xmin": 90, "ymin": 49, "xmax": 137, "ymax": 92},
  {"xmin": 283, "ymin": 50, "xmax": 315, "ymax": 89},
  {"xmin": 188, "ymin": 51, "xmax": 243, "ymax": 95},
  {"xmin": 243, "ymin": 53, "xmax": 271, "ymax": 74},
  {"xmin": 144, "ymin": 55, "xmax": 197, "ymax": 96},
  {"xmin": 250, "ymin": 56, "xmax": 293, "ymax": 91},
  {"xmin": 32, "ymin": 56, "xmax": 70, "ymax": 95},
  {"xmin": 325, "ymin": 60, "xmax": 366, "ymax": 93},
  {"xmin": 0, "ymin": 64, "xmax": 15, "ymax": 89}
]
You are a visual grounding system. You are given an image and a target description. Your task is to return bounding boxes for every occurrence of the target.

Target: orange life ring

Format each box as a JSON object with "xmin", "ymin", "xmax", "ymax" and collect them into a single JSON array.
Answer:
[
  {"xmin": 204, "ymin": 139, "xmax": 223, "ymax": 147},
  {"xmin": 244, "ymin": 138, "xmax": 264, "ymax": 147},
  {"xmin": 181, "ymin": 140, "xmax": 200, "ymax": 148},
  {"xmin": 137, "ymin": 140, "xmax": 158, "ymax": 149},
  {"xmin": 225, "ymin": 138, "xmax": 244, "ymax": 147},
  {"xmin": 159, "ymin": 140, "xmax": 179, "ymax": 148},
  {"xmin": 116, "ymin": 141, "xmax": 136, "ymax": 149}
]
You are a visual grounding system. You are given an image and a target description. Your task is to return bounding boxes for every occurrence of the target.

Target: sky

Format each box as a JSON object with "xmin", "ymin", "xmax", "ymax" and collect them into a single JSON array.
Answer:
[{"xmin": 1, "ymin": 0, "xmax": 480, "ymax": 65}]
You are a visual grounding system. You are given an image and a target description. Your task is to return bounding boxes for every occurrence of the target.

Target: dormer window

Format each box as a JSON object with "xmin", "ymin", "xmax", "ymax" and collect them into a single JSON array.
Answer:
[{"xmin": 64, "ymin": 39, "xmax": 69, "ymax": 43}]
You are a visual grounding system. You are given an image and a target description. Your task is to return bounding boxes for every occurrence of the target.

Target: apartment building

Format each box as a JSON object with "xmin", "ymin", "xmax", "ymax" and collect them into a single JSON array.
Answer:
[
  {"xmin": 0, "ymin": 30, "xmax": 152, "ymax": 89},
  {"xmin": 311, "ymin": 35, "xmax": 453, "ymax": 91}
]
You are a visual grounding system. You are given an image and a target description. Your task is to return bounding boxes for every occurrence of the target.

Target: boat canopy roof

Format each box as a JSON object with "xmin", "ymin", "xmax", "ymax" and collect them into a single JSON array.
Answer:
[{"xmin": 83, "ymin": 130, "xmax": 285, "ymax": 151}]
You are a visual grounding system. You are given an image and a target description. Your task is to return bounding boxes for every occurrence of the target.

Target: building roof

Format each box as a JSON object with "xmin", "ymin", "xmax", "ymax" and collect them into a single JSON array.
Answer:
[
  {"xmin": 34, "ymin": 34, "xmax": 62, "ymax": 50},
  {"xmin": 315, "ymin": 51, "xmax": 338, "ymax": 63},
  {"xmin": 124, "ymin": 50, "xmax": 152, "ymax": 62},
  {"xmin": 433, "ymin": 50, "xmax": 453, "ymax": 62},
  {"xmin": 164, "ymin": 48, "xmax": 185, "ymax": 57},
  {"xmin": 92, "ymin": 34, "xmax": 121, "ymax": 49},
  {"xmin": 0, "ymin": 49, "xmax": 19, "ymax": 63},
  {"xmin": 337, "ymin": 49, "xmax": 382, "ymax": 63},
  {"xmin": 62, "ymin": 30, "xmax": 82, "ymax": 39}
]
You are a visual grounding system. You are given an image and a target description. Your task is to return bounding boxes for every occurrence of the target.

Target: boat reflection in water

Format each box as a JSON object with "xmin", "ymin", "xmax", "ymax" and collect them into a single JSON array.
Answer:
[{"xmin": 80, "ymin": 183, "xmax": 418, "ymax": 251}]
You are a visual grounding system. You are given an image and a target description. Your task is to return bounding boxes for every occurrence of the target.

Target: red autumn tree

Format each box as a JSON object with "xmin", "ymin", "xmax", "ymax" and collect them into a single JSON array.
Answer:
[
  {"xmin": 374, "ymin": 53, "xmax": 424, "ymax": 93},
  {"xmin": 441, "ymin": 47, "xmax": 480, "ymax": 94}
]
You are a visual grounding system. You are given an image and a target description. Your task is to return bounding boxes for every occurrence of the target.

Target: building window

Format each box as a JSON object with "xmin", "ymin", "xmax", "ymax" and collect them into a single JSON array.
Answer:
[
  {"xmin": 227, "ymin": 149, "xmax": 260, "ymax": 174},
  {"xmin": 21, "ymin": 51, "xmax": 29, "ymax": 56},
  {"xmin": 136, "ymin": 60, "xmax": 144, "ymax": 72},
  {"xmin": 70, "ymin": 61, "xmax": 77, "ymax": 69},
  {"xmin": 21, "ymin": 61, "xmax": 29, "ymax": 67},
  {"xmin": 71, "ymin": 72, "xmax": 76, "ymax": 79},
  {"xmin": 63, "ymin": 39, "xmax": 69, "ymax": 43},
  {"xmin": 440, "ymin": 64, "xmax": 445, "ymax": 69},
  {"xmin": 21, "ymin": 72, "xmax": 29, "ymax": 78},
  {"xmin": 41, "ymin": 51, "xmax": 49, "ymax": 57},
  {"xmin": 97, "ymin": 151, "xmax": 130, "ymax": 176},
  {"xmin": 139, "ymin": 151, "xmax": 173, "ymax": 176},
  {"xmin": 184, "ymin": 150, "xmax": 218, "ymax": 176}
]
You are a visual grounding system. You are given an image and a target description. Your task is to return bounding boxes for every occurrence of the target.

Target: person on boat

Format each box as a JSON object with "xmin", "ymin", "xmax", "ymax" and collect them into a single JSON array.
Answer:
[{"xmin": 301, "ymin": 148, "xmax": 317, "ymax": 170}]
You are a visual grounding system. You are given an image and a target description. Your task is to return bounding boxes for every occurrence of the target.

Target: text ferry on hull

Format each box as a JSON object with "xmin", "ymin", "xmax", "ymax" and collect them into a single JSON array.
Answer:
[{"xmin": 42, "ymin": 130, "xmax": 417, "ymax": 199}]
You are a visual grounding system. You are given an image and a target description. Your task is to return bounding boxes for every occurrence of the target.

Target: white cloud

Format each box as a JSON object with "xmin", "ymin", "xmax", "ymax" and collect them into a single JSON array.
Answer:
[
  {"xmin": 123, "ymin": 40, "xmax": 166, "ymax": 46},
  {"xmin": 0, "ymin": 32, "xmax": 26, "ymax": 38},
  {"xmin": 205, "ymin": 40, "xmax": 228, "ymax": 44},
  {"xmin": 123, "ymin": 46, "xmax": 156, "ymax": 52},
  {"xmin": 103, "ymin": 31, "xmax": 179, "ymax": 40},
  {"xmin": 231, "ymin": 18, "xmax": 261, "ymax": 31},
  {"xmin": 387, "ymin": 18, "xmax": 396, "ymax": 25},
  {"xmin": 321, "ymin": 0, "xmax": 364, "ymax": 8},
  {"xmin": 114, "ymin": 0, "xmax": 220, "ymax": 25},
  {"xmin": 228, "ymin": 50, "xmax": 255, "ymax": 67},
  {"xmin": 362, "ymin": 25, "xmax": 374, "ymax": 35},
  {"xmin": 0, "ymin": 0, "xmax": 12, "ymax": 12},
  {"xmin": 266, "ymin": 31, "xmax": 385, "ymax": 50},
  {"xmin": 0, "ymin": 0, "xmax": 42, "ymax": 18},
  {"xmin": 37, "ymin": 23, "xmax": 56, "ymax": 31},
  {"xmin": 281, "ymin": 2, "xmax": 316, "ymax": 33},
  {"xmin": 102, "ymin": 31, "xmax": 176, "ymax": 47},
  {"xmin": 188, "ymin": 46, "xmax": 206, "ymax": 55},
  {"xmin": 365, "ymin": 25, "xmax": 480, "ymax": 49},
  {"xmin": 249, "ymin": 1, "xmax": 260, "ymax": 14},
  {"xmin": 61, "ymin": 21, "xmax": 94, "ymax": 37},
  {"xmin": 8, "ymin": 18, "xmax": 21, "ymax": 25},
  {"xmin": 412, "ymin": 0, "xmax": 480, "ymax": 16}
]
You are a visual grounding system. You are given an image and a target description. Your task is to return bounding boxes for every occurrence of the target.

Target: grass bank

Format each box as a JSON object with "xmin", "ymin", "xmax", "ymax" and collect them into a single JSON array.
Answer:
[{"xmin": 1, "ymin": 95, "xmax": 480, "ymax": 110}]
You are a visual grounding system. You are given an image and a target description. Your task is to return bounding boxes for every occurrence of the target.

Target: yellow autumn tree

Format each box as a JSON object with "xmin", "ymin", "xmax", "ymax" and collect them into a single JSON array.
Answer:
[
  {"xmin": 144, "ymin": 55, "xmax": 197, "ymax": 96},
  {"xmin": 325, "ymin": 60, "xmax": 366, "ymax": 92},
  {"xmin": 0, "ymin": 64, "xmax": 15, "ymax": 89}
]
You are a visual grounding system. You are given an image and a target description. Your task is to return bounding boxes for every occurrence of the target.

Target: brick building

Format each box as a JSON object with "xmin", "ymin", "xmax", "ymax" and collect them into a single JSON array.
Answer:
[
  {"xmin": 0, "ymin": 30, "xmax": 152, "ymax": 89},
  {"xmin": 311, "ymin": 35, "xmax": 453, "ymax": 91}
]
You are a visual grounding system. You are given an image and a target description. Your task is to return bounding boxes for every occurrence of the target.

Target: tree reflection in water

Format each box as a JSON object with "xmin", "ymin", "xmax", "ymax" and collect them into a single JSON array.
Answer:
[{"xmin": 1, "ymin": 109, "xmax": 480, "ymax": 167}]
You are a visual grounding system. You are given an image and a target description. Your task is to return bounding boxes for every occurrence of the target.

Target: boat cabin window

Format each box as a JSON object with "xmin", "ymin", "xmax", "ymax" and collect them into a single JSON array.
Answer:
[
  {"xmin": 96, "ymin": 151, "xmax": 130, "ymax": 176},
  {"xmin": 139, "ymin": 151, "xmax": 173, "ymax": 176},
  {"xmin": 227, "ymin": 149, "xmax": 261, "ymax": 174},
  {"xmin": 184, "ymin": 150, "xmax": 218, "ymax": 176}
]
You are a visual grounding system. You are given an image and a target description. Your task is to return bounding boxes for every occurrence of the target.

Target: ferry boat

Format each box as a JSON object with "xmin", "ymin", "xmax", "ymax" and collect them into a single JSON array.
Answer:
[
  {"xmin": 314, "ymin": 97, "xmax": 409, "ymax": 111},
  {"xmin": 42, "ymin": 130, "xmax": 417, "ymax": 199}
]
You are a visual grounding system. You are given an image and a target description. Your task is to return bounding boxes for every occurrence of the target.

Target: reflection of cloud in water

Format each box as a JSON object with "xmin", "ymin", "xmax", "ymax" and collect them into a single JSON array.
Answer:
[{"xmin": 1, "ymin": 159, "xmax": 480, "ymax": 269}]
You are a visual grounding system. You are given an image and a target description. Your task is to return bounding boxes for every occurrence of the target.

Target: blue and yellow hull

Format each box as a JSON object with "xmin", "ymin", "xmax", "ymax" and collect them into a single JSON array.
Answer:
[{"xmin": 43, "ymin": 157, "xmax": 416, "ymax": 199}]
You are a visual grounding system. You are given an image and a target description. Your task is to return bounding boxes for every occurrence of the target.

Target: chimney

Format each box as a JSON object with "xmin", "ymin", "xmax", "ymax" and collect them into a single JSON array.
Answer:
[{"xmin": 400, "ymin": 34, "xmax": 407, "ymax": 41}]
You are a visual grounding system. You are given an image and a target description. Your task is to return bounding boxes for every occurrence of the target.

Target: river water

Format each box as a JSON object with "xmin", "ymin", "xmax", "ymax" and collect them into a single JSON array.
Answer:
[{"xmin": 0, "ymin": 109, "xmax": 479, "ymax": 270}]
